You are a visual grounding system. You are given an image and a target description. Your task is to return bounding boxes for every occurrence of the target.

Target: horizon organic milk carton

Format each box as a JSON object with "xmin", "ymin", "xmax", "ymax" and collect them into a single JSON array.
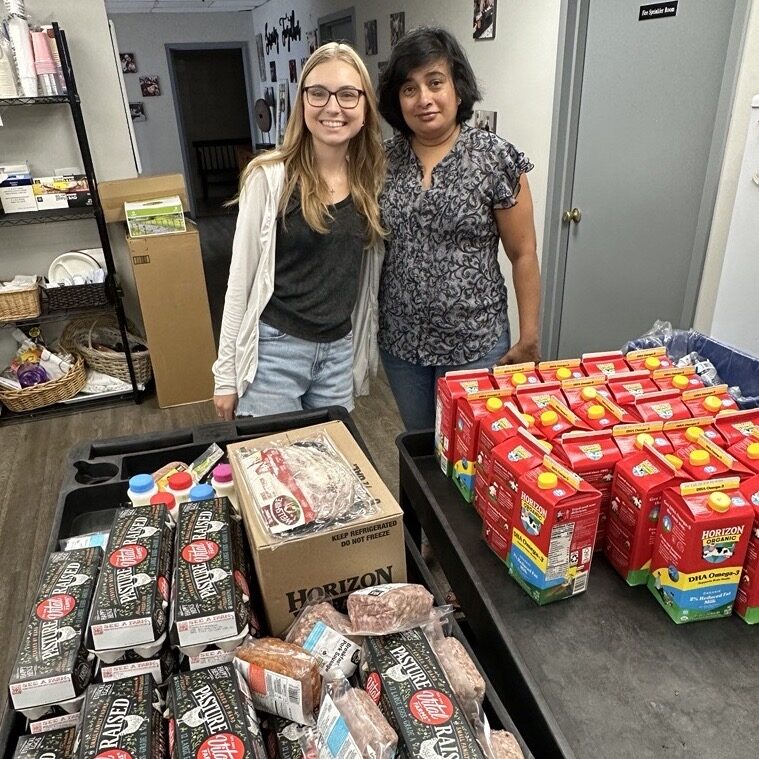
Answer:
[
  {"xmin": 491, "ymin": 361, "xmax": 542, "ymax": 390},
  {"xmin": 573, "ymin": 386, "xmax": 635, "ymax": 429},
  {"xmin": 663, "ymin": 416, "xmax": 725, "ymax": 449},
  {"xmin": 633, "ymin": 389, "xmax": 692, "ymax": 423},
  {"xmin": 648, "ymin": 478, "xmax": 754, "ymax": 624},
  {"xmin": 714, "ymin": 408, "xmax": 759, "ymax": 447},
  {"xmin": 531, "ymin": 397, "xmax": 590, "ymax": 442},
  {"xmin": 537, "ymin": 358, "xmax": 585, "ymax": 382},
  {"xmin": 652, "ymin": 366, "xmax": 705, "ymax": 392},
  {"xmin": 672, "ymin": 431, "xmax": 752, "ymax": 482},
  {"xmin": 613, "ymin": 422, "xmax": 673, "ymax": 457},
  {"xmin": 606, "ymin": 441, "xmax": 685, "ymax": 586},
  {"xmin": 728, "ymin": 429, "xmax": 759, "ymax": 475},
  {"xmin": 682, "ymin": 385, "xmax": 739, "ymax": 417},
  {"xmin": 625, "ymin": 347, "xmax": 672, "ymax": 373},
  {"xmin": 581, "ymin": 350, "xmax": 631, "ymax": 377},
  {"xmin": 507, "ymin": 456, "xmax": 601, "ymax": 605},
  {"xmin": 435, "ymin": 370, "xmax": 495, "ymax": 476},
  {"xmin": 735, "ymin": 474, "xmax": 759, "ymax": 623},
  {"xmin": 607, "ymin": 371, "xmax": 660, "ymax": 414},
  {"xmin": 561, "ymin": 374, "xmax": 610, "ymax": 411},
  {"xmin": 513, "ymin": 381, "xmax": 567, "ymax": 418}
]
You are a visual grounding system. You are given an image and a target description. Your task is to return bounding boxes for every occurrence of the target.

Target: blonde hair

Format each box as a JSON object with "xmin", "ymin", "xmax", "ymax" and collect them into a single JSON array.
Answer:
[{"xmin": 236, "ymin": 43, "xmax": 385, "ymax": 245}]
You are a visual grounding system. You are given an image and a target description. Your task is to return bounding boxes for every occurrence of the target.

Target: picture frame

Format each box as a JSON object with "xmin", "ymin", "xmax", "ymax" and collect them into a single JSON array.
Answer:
[
  {"xmin": 255, "ymin": 34, "xmax": 266, "ymax": 79},
  {"xmin": 120, "ymin": 53, "xmax": 137, "ymax": 73},
  {"xmin": 390, "ymin": 12, "xmax": 405, "ymax": 47},
  {"xmin": 289, "ymin": 59, "xmax": 297, "ymax": 83},
  {"xmin": 473, "ymin": 0, "xmax": 497, "ymax": 40},
  {"xmin": 276, "ymin": 79, "xmax": 290, "ymax": 147},
  {"xmin": 364, "ymin": 19, "xmax": 378, "ymax": 56},
  {"xmin": 139, "ymin": 75, "xmax": 160, "ymax": 97},
  {"xmin": 270, "ymin": 60, "xmax": 277, "ymax": 83},
  {"xmin": 473, "ymin": 109, "xmax": 497, "ymax": 133},
  {"xmin": 129, "ymin": 102, "xmax": 146, "ymax": 122}
]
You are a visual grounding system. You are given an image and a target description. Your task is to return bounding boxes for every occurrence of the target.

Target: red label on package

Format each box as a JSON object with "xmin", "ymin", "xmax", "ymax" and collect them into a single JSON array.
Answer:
[
  {"xmin": 35, "ymin": 593, "xmax": 76, "ymax": 621},
  {"xmin": 409, "ymin": 689, "xmax": 454, "ymax": 726},
  {"xmin": 109, "ymin": 544, "xmax": 148, "ymax": 568},
  {"xmin": 181, "ymin": 539, "xmax": 220, "ymax": 564}
]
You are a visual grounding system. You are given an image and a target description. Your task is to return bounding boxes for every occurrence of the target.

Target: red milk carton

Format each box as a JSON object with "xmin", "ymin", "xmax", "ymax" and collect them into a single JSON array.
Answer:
[
  {"xmin": 452, "ymin": 391, "xmax": 513, "ymax": 503},
  {"xmin": 607, "ymin": 370, "xmax": 660, "ymax": 413},
  {"xmin": 625, "ymin": 347, "xmax": 672, "ymax": 373},
  {"xmin": 537, "ymin": 358, "xmax": 585, "ymax": 383},
  {"xmin": 553, "ymin": 430, "xmax": 622, "ymax": 551},
  {"xmin": 492, "ymin": 362, "xmax": 542, "ymax": 390},
  {"xmin": 482, "ymin": 503, "xmax": 511, "ymax": 561},
  {"xmin": 682, "ymin": 384, "xmax": 739, "ymax": 417},
  {"xmin": 561, "ymin": 375, "xmax": 610, "ymax": 411},
  {"xmin": 714, "ymin": 408, "xmax": 759, "ymax": 447},
  {"xmin": 507, "ymin": 457, "xmax": 601, "ymax": 604},
  {"xmin": 607, "ymin": 442, "xmax": 685, "ymax": 585},
  {"xmin": 532, "ymin": 397, "xmax": 590, "ymax": 442},
  {"xmin": 514, "ymin": 381, "xmax": 567, "ymax": 417},
  {"xmin": 675, "ymin": 432, "xmax": 752, "ymax": 482},
  {"xmin": 613, "ymin": 422, "xmax": 673, "ymax": 457},
  {"xmin": 648, "ymin": 478, "xmax": 754, "ymax": 623},
  {"xmin": 581, "ymin": 350, "xmax": 631, "ymax": 377},
  {"xmin": 653, "ymin": 366, "xmax": 705, "ymax": 392},
  {"xmin": 574, "ymin": 387, "xmax": 635, "ymax": 429},
  {"xmin": 435, "ymin": 369, "xmax": 495, "ymax": 476},
  {"xmin": 735, "ymin": 474, "xmax": 759, "ymax": 623},
  {"xmin": 633, "ymin": 390, "xmax": 691, "ymax": 423},
  {"xmin": 663, "ymin": 416, "xmax": 725, "ymax": 449},
  {"xmin": 474, "ymin": 476, "xmax": 491, "ymax": 519},
  {"xmin": 729, "ymin": 429, "xmax": 759, "ymax": 475},
  {"xmin": 475, "ymin": 401, "xmax": 528, "ymax": 483}
]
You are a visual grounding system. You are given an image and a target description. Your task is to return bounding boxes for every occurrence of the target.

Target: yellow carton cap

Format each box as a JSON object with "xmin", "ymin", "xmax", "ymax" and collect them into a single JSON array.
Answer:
[
  {"xmin": 486, "ymin": 397, "xmax": 504, "ymax": 412},
  {"xmin": 672, "ymin": 374, "xmax": 690, "ymax": 390},
  {"xmin": 581, "ymin": 386, "xmax": 598, "ymax": 401},
  {"xmin": 685, "ymin": 426, "xmax": 704, "ymax": 443},
  {"xmin": 635, "ymin": 433, "xmax": 655, "ymax": 449},
  {"xmin": 588, "ymin": 404, "xmax": 606, "ymax": 420},
  {"xmin": 511, "ymin": 372, "xmax": 528, "ymax": 387},
  {"xmin": 747, "ymin": 442, "xmax": 759, "ymax": 461},
  {"xmin": 689, "ymin": 449, "xmax": 710, "ymax": 467},
  {"xmin": 644, "ymin": 356, "xmax": 661, "ymax": 370},
  {"xmin": 538, "ymin": 471, "xmax": 558, "ymax": 490},
  {"xmin": 707, "ymin": 491, "xmax": 731, "ymax": 513},
  {"xmin": 540, "ymin": 410, "xmax": 559, "ymax": 426},
  {"xmin": 555, "ymin": 366, "xmax": 573, "ymax": 381},
  {"xmin": 665, "ymin": 454, "xmax": 683, "ymax": 470},
  {"xmin": 703, "ymin": 396, "xmax": 722, "ymax": 413},
  {"xmin": 521, "ymin": 413, "xmax": 535, "ymax": 427}
]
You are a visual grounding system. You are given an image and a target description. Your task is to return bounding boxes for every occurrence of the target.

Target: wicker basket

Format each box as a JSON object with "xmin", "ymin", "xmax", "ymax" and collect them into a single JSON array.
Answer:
[
  {"xmin": 0, "ymin": 355, "xmax": 87, "ymax": 412},
  {"xmin": 60, "ymin": 315, "xmax": 152, "ymax": 386},
  {"xmin": 43, "ymin": 281, "xmax": 109, "ymax": 311},
  {"xmin": 0, "ymin": 282, "xmax": 41, "ymax": 321}
]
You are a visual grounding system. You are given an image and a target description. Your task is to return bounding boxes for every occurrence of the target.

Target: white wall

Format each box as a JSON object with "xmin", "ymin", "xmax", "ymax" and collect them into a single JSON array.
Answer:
[{"xmin": 108, "ymin": 11, "xmax": 256, "ymax": 178}]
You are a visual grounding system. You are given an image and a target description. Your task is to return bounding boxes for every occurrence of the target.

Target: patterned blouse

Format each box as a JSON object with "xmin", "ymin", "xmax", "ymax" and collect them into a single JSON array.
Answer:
[{"xmin": 378, "ymin": 125, "xmax": 533, "ymax": 365}]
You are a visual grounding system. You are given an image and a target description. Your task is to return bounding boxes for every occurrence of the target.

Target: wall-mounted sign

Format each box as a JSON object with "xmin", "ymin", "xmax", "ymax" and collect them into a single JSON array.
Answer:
[{"xmin": 639, "ymin": 2, "xmax": 678, "ymax": 21}]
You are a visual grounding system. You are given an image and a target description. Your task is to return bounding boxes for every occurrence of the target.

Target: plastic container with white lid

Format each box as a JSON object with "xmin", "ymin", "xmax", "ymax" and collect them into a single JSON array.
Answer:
[
  {"xmin": 127, "ymin": 473, "xmax": 158, "ymax": 506},
  {"xmin": 166, "ymin": 471, "xmax": 194, "ymax": 510}
]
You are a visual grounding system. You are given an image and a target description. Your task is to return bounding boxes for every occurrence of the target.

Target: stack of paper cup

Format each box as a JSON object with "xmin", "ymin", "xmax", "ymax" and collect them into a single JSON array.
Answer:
[{"xmin": 31, "ymin": 31, "xmax": 58, "ymax": 95}]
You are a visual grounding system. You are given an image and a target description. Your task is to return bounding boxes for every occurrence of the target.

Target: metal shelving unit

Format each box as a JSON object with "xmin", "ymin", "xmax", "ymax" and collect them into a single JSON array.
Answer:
[{"xmin": 0, "ymin": 22, "xmax": 141, "ymax": 423}]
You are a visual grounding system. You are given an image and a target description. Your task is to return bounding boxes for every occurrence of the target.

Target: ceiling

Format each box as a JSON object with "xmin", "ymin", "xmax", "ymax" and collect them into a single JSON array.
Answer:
[{"xmin": 105, "ymin": 0, "xmax": 269, "ymax": 12}]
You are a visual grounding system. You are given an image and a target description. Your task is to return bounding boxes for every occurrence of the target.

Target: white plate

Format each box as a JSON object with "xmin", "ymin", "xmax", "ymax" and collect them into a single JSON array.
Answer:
[{"xmin": 48, "ymin": 250, "xmax": 102, "ymax": 285}]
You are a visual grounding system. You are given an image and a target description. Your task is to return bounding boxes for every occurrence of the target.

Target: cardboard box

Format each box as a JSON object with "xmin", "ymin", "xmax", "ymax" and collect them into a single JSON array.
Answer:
[
  {"xmin": 0, "ymin": 164, "xmax": 36, "ymax": 213},
  {"xmin": 97, "ymin": 173, "xmax": 190, "ymax": 223},
  {"xmin": 125, "ymin": 195, "xmax": 186, "ymax": 237},
  {"xmin": 126, "ymin": 226, "xmax": 216, "ymax": 407},
  {"xmin": 32, "ymin": 175, "xmax": 92, "ymax": 210},
  {"xmin": 229, "ymin": 422, "xmax": 406, "ymax": 636}
]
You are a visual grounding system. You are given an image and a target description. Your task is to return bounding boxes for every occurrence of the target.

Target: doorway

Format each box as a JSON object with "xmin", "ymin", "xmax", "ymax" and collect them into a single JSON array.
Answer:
[
  {"xmin": 541, "ymin": 0, "xmax": 751, "ymax": 359},
  {"xmin": 166, "ymin": 44, "xmax": 255, "ymax": 218}
]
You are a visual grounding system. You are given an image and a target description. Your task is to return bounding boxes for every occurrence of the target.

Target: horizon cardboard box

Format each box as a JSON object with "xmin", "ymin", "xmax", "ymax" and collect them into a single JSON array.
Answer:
[
  {"xmin": 228, "ymin": 421, "xmax": 407, "ymax": 636},
  {"xmin": 125, "ymin": 195, "xmax": 186, "ymax": 238}
]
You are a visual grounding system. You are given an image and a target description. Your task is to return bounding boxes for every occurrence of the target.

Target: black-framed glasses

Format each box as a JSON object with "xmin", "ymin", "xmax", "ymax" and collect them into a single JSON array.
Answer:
[{"xmin": 303, "ymin": 86, "xmax": 364, "ymax": 109}]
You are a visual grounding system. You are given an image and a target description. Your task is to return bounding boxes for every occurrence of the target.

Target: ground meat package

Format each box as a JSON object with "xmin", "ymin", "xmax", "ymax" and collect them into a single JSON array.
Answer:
[
  {"xmin": 347, "ymin": 583, "xmax": 435, "ymax": 635},
  {"xmin": 285, "ymin": 601, "xmax": 361, "ymax": 677},
  {"xmin": 86, "ymin": 505, "xmax": 173, "ymax": 656},
  {"xmin": 74, "ymin": 674, "xmax": 165, "ymax": 759},
  {"xmin": 317, "ymin": 670, "xmax": 397, "ymax": 759},
  {"xmin": 167, "ymin": 663, "xmax": 266, "ymax": 759},
  {"xmin": 360, "ymin": 627, "xmax": 486, "ymax": 759},
  {"xmin": 170, "ymin": 498, "xmax": 250, "ymax": 652},
  {"xmin": 13, "ymin": 727, "xmax": 78, "ymax": 759},
  {"xmin": 430, "ymin": 637, "xmax": 486, "ymax": 721},
  {"xmin": 233, "ymin": 638, "xmax": 320, "ymax": 726},
  {"xmin": 484, "ymin": 731, "xmax": 525, "ymax": 759},
  {"xmin": 233, "ymin": 433, "xmax": 377, "ymax": 539},
  {"xmin": 10, "ymin": 548, "xmax": 102, "ymax": 715}
]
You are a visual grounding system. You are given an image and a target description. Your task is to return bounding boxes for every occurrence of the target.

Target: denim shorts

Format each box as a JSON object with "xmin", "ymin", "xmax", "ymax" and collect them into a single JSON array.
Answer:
[{"xmin": 236, "ymin": 321, "xmax": 354, "ymax": 417}]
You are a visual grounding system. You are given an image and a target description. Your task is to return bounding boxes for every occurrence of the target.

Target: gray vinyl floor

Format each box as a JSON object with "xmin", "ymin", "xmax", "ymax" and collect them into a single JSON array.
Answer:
[{"xmin": 0, "ymin": 212, "xmax": 406, "ymax": 720}]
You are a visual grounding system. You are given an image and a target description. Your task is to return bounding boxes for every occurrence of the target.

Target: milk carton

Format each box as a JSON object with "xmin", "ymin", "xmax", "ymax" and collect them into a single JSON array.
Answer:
[
  {"xmin": 606, "ymin": 442, "xmax": 684, "ymax": 585},
  {"xmin": 452, "ymin": 391, "xmax": 512, "ymax": 503},
  {"xmin": 482, "ymin": 501, "xmax": 512, "ymax": 561},
  {"xmin": 633, "ymin": 390, "xmax": 692, "ymax": 423},
  {"xmin": 714, "ymin": 408, "xmax": 759, "ymax": 447},
  {"xmin": 613, "ymin": 422, "xmax": 673, "ymax": 457},
  {"xmin": 531, "ymin": 397, "xmax": 590, "ymax": 442},
  {"xmin": 491, "ymin": 362, "xmax": 541, "ymax": 390},
  {"xmin": 561, "ymin": 375, "xmax": 610, "ymax": 411},
  {"xmin": 735, "ymin": 474, "xmax": 759, "ymax": 623},
  {"xmin": 607, "ymin": 371, "xmax": 659, "ymax": 414},
  {"xmin": 674, "ymin": 432, "xmax": 752, "ymax": 482},
  {"xmin": 507, "ymin": 456, "xmax": 601, "ymax": 605},
  {"xmin": 553, "ymin": 430, "xmax": 621, "ymax": 551},
  {"xmin": 682, "ymin": 385, "xmax": 739, "ymax": 417},
  {"xmin": 513, "ymin": 381, "xmax": 566, "ymax": 419},
  {"xmin": 537, "ymin": 359, "xmax": 585, "ymax": 382},
  {"xmin": 663, "ymin": 416, "xmax": 725, "ymax": 449},
  {"xmin": 581, "ymin": 350, "xmax": 631, "ymax": 377},
  {"xmin": 625, "ymin": 347, "xmax": 672, "ymax": 373},
  {"xmin": 728, "ymin": 429, "xmax": 759, "ymax": 475},
  {"xmin": 435, "ymin": 370, "xmax": 495, "ymax": 476},
  {"xmin": 648, "ymin": 478, "xmax": 754, "ymax": 623},
  {"xmin": 573, "ymin": 387, "xmax": 634, "ymax": 429},
  {"xmin": 652, "ymin": 366, "xmax": 704, "ymax": 392}
]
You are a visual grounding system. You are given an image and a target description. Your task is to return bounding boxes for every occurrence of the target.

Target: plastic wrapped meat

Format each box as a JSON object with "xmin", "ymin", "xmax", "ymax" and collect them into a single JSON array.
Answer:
[
  {"xmin": 347, "ymin": 583, "xmax": 434, "ymax": 635},
  {"xmin": 431, "ymin": 637, "xmax": 486, "ymax": 719},
  {"xmin": 489, "ymin": 731, "xmax": 525, "ymax": 759},
  {"xmin": 287, "ymin": 602, "xmax": 352, "ymax": 645}
]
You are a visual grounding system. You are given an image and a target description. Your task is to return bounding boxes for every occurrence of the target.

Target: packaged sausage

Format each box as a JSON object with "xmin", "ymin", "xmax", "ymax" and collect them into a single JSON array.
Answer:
[
  {"xmin": 483, "ymin": 731, "xmax": 526, "ymax": 759},
  {"xmin": 233, "ymin": 638, "xmax": 320, "ymax": 726},
  {"xmin": 74, "ymin": 674, "xmax": 165, "ymax": 759},
  {"xmin": 431, "ymin": 637, "xmax": 486, "ymax": 721},
  {"xmin": 286, "ymin": 601, "xmax": 361, "ymax": 677},
  {"xmin": 13, "ymin": 727, "xmax": 77, "ymax": 759},
  {"xmin": 232, "ymin": 432, "xmax": 376, "ymax": 539},
  {"xmin": 360, "ymin": 627, "xmax": 486, "ymax": 758},
  {"xmin": 170, "ymin": 498, "xmax": 250, "ymax": 652},
  {"xmin": 10, "ymin": 548, "xmax": 102, "ymax": 715},
  {"xmin": 87, "ymin": 505, "xmax": 173, "ymax": 653},
  {"xmin": 347, "ymin": 583, "xmax": 435, "ymax": 635},
  {"xmin": 167, "ymin": 663, "xmax": 266, "ymax": 759},
  {"xmin": 317, "ymin": 670, "xmax": 397, "ymax": 759}
]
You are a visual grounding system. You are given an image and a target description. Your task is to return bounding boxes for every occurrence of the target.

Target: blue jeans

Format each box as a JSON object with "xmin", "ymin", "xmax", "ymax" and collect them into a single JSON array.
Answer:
[
  {"xmin": 237, "ymin": 321, "xmax": 354, "ymax": 417},
  {"xmin": 381, "ymin": 326, "xmax": 511, "ymax": 431}
]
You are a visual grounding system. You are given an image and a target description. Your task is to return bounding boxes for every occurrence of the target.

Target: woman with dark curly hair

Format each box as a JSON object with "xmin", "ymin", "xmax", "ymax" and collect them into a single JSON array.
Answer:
[{"xmin": 377, "ymin": 26, "xmax": 541, "ymax": 430}]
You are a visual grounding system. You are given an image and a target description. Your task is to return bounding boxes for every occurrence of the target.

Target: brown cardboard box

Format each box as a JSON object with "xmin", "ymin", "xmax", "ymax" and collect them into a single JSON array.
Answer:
[
  {"xmin": 126, "ymin": 224, "xmax": 216, "ymax": 407},
  {"xmin": 98, "ymin": 174, "xmax": 189, "ymax": 223},
  {"xmin": 228, "ymin": 421, "xmax": 407, "ymax": 636}
]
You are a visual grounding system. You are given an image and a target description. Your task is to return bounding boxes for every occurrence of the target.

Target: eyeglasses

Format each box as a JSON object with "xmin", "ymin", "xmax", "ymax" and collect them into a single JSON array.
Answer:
[{"xmin": 303, "ymin": 86, "xmax": 364, "ymax": 109}]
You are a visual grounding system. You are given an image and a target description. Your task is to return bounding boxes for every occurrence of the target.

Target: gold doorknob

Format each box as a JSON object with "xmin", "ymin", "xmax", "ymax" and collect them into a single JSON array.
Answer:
[{"xmin": 562, "ymin": 208, "xmax": 582, "ymax": 223}]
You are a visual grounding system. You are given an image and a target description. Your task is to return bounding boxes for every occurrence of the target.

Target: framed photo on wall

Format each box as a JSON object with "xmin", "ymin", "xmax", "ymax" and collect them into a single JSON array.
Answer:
[
  {"xmin": 390, "ymin": 12, "xmax": 405, "ymax": 47},
  {"xmin": 120, "ymin": 53, "xmax": 137, "ymax": 73},
  {"xmin": 270, "ymin": 60, "xmax": 277, "ymax": 82},
  {"xmin": 473, "ymin": 109, "xmax": 497, "ymax": 133},
  {"xmin": 276, "ymin": 79, "xmax": 290, "ymax": 147},
  {"xmin": 474, "ymin": 0, "xmax": 497, "ymax": 40},
  {"xmin": 364, "ymin": 20, "xmax": 378, "ymax": 56},
  {"xmin": 255, "ymin": 34, "xmax": 266, "ymax": 79},
  {"xmin": 139, "ymin": 75, "xmax": 160, "ymax": 96},
  {"xmin": 129, "ymin": 102, "xmax": 146, "ymax": 121}
]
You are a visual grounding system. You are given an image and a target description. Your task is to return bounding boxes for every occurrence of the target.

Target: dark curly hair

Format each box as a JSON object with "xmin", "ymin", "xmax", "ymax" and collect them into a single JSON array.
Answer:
[{"xmin": 378, "ymin": 26, "xmax": 481, "ymax": 136}]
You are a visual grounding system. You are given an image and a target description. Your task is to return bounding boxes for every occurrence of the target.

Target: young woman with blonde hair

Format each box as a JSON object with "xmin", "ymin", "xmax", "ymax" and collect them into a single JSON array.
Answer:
[{"xmin": 213, "ymin": 43, "xmax": 385, "ymax": 419}]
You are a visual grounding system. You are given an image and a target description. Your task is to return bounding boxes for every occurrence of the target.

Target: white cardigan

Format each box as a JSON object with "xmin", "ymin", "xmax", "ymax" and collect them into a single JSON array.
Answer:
[{"xmin": 212, "ymin": 161, "xmax": 382, "ymax": 399}]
